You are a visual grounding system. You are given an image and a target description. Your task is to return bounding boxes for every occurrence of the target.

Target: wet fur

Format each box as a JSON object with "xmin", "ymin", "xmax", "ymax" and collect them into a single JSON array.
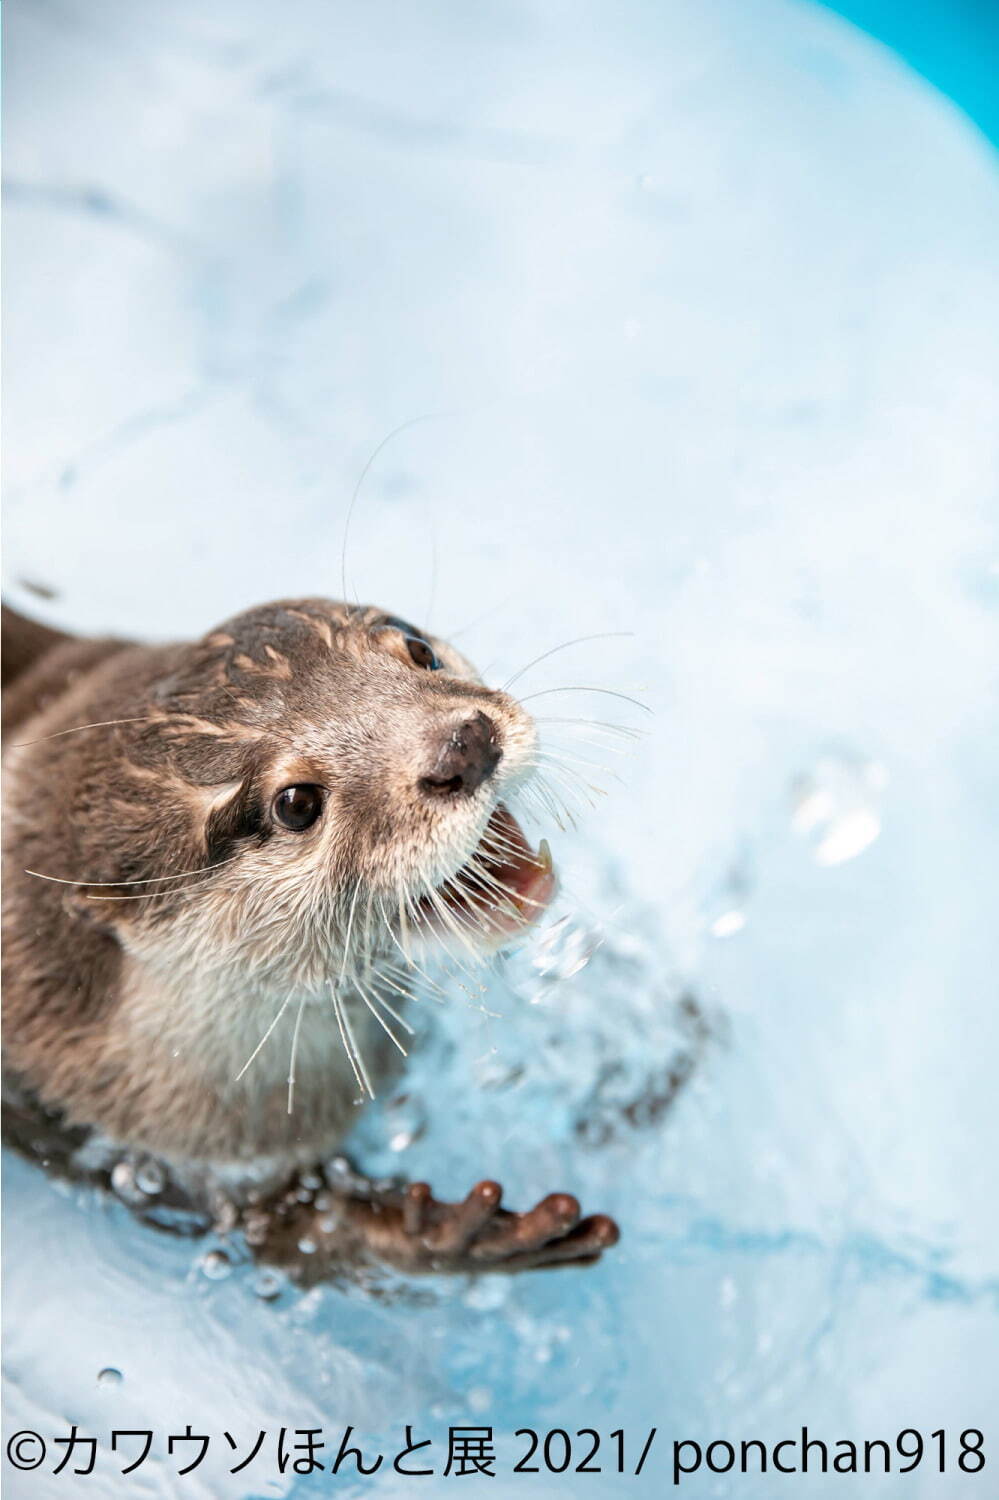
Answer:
[
  {"xmin": 2, "ymin": 599, "xmax": 528, "ymax": 1160},
  {"xmin": 1, "ymin": 600, "xmax": 619, "ymax": 1274}
]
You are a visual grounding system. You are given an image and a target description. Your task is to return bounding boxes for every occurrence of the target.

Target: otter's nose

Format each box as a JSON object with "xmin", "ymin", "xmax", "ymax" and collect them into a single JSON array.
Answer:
[{"xmin": 421, "ymin": 712, "xmax": 501, "ymax": 797}]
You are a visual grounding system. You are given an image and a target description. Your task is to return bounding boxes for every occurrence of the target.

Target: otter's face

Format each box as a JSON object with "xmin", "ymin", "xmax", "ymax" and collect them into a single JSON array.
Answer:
[{"xmin": 110, "ymin": 599, "xmax": 555, "ymax": 990}]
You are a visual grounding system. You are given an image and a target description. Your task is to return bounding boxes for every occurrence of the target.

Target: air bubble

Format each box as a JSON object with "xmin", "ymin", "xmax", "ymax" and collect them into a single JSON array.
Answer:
[
  {"xmin": 110, "ymin": 1161, "xmax": 136, "ymax": 1197},
  {"xmin": 252, "ymin": 1270, "xmax": 283, "ymax": 1301},
  {"xmin": 97, "ymin": 1367, "xmax": 123, "ymax": 1388},
  {"xmin": 200, "ymin": 1249, "xmax": 231, "ymax": 1280},
  {"xmin": 109, "ymin": 1160, "xmax": 152, "ymax": 1207},
  {"xmin": 134, "ymin": 1158, "xmax": 165, "ymax": 1196}
]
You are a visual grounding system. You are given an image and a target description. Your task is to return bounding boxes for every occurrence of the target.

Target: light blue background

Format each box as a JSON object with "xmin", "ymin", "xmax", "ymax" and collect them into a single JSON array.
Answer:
[{"xmin": 3, "ymin": 2, "xmax": 997, "ymax": 1496}]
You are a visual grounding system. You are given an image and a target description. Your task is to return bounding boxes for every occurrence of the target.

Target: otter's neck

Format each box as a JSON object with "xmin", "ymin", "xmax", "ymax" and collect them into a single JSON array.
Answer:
[{"xmin": 85, "ymin": 957, "xmax": 399, "ymax": 1167}]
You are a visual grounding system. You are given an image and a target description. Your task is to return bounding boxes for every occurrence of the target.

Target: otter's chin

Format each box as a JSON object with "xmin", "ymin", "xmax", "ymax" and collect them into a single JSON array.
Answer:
[{"xmin": 420, "ymin": 804, "xmax": 556, "ymax": 945}]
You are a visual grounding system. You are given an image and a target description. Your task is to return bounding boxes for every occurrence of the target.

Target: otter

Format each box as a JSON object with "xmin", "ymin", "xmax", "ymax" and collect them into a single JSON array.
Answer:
[{"xmin": 1, "ymin": 600, "xmax": 619, "ymax": 1280}]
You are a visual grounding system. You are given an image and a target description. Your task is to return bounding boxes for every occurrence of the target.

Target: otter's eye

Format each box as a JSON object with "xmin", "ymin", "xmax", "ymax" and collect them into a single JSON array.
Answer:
[
  {"xmin": 378, "ymin": 616, "xmax": 441, "ymax": 670},
  {"xmin": 273, "ymin": 785, "xmax": 324, "ymax": 831},
  {"xmin": 405, "ymin": 635, "xmax": 440, "ymax": 671}
]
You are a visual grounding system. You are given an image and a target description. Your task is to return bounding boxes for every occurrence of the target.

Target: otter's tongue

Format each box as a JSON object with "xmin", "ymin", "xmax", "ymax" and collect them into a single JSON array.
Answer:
[{"xmin": 441, "ymin": 804, "xmax": 556, "ymax": 937}]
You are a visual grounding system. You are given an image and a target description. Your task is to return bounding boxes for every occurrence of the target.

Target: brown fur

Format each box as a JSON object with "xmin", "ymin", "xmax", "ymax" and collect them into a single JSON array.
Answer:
[{"xmin": 1, "ymin": 600, "xmax": 619, "ymax": 1275}]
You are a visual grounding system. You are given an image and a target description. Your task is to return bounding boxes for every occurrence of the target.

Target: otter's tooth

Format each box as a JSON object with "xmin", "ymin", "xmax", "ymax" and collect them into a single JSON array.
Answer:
[{"xmin": 536, "ymin": 839, "xmax": 553, "ymax": 873}]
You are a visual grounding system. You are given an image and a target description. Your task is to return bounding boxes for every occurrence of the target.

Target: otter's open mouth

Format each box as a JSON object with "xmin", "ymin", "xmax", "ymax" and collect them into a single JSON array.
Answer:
[{"xmin": 421, "ymin": 804, "xmax": 556, "ymax": 941}]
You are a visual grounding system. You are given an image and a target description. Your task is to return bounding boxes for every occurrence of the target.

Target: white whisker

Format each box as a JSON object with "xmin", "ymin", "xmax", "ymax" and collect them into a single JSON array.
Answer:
[
  {"xmin": 502, "ymin": 632, "xmax": 633, "ymax": 693},
  {"xmin": 340, "ymin": 413, "xmax": 444, "ymax": 602},
  {"xmin": 236, "ymin": 995, "xmax": 291, "ymax": 1081},
  {"xmin": 537, "ymin": 746, "xmax": 622, "ymax": 779},
  {"xmin": 286, "ymin": 995, "xmax": 306, "ymax": 1114},
  {"xmin": 83, "ymin": 883, "xmax": 227, "ymax": 903},
  {"xmin": 24, "ymin": 855, "xmax": 239, "ymax": 889},
  {"xmin": 535, "ymin": 715, "xmax": 644, "ymax": 740},
  {"xmin": 352, "ymin": 974, "xmax": 409, "ymax": 1055},
  {"xmin": 339, "ymin": 883, "xmax": 362, "ymax": 985},
  {"xmin": 10, "ymin": 716, "xmax": 157, "ymax": 748},
  {"xmin": 331, "ymin": 986, "xmax": 374, "ymax": 1099},
  {"xmin": 519, "ymin": 685, "xmax": 652, "ymax": 715}
]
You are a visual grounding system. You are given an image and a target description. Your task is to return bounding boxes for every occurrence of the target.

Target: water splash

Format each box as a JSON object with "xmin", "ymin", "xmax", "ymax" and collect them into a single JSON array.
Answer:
[{"xmin": 791, "ymin": 751, "xmax": 887, "ymax": 867}]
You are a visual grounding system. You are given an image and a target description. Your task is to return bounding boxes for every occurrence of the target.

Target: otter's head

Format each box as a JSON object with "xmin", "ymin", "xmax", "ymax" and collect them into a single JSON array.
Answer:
[{"xmin": 72, "ymin": 598, "xmax": 555, "ymax": 992}]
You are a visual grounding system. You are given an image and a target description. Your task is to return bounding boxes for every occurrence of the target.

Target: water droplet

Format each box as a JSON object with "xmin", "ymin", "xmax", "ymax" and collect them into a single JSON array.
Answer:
[
  {"xmin": 110, "ymin": 1161, "xmax": 136, "ymax": 1197},
  {"xmin": 110, "ymin": 1159, "xmax": 151, "ymax": 1207},
  {"xmin": 710, "ymin": 909, "xmax": 745, "ymax": 938},
  {"xmin": 243, "ymin": 1212, "xmax": 269, "ymax": 1247},
  {"xmin": 200, "ymin": 1249, "xmax": 231, "ymax": 1280},
  {"xmin": 815, "ymin": 808, "xmax": 880, "ymax": 866},
  {"xmin": 463, "ymin": 1276, "xmax": 510, "ymax": 1312},
  {"xmin": 698, "ymin": 860, "xmax": 752, "ymax": 947},
  {"xmin": 97, "ymin": 1367, "xmax": 123, "ymax": 1388},
  {"xmin": 297, "ymin": 1236, "xmax": 317, "ymax": 1255},
  {"xmin": 525, "ymin": 913, "xmax": 600, "ymax": 987},
  {"xmin": 386, "ymin": 1094, "xmax": 428, "ymax": 1154},
  {"xmin": 134, "ymin": 1157, "xmax": 165, "ymax": 1196},
  {"xmin": 252, "ymin": 1270, "xmax": 283, "ymax": 1301},
  {"xmin": 791, "ymin": 753, "xmax": 885, "ymax": 866}
]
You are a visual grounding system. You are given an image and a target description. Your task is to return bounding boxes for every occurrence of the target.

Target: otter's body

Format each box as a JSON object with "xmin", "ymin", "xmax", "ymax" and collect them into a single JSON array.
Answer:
[
  {"xmin": 2, "ymin": 609, "xmax": 387, "ymax": 1167},
  {"xmin": 2, "ymin": 601, "xmax": 617, "ymax": 1276}
]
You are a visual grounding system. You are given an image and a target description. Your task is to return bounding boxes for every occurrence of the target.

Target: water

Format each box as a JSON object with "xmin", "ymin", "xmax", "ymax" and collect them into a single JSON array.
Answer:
[
  {"xmin": 3, "ymin": 1, "xmax": 997, "ymax": 1495},
  {"xmin": 821, "ymin": 0, "xmax": 999, "ymax": 144}
]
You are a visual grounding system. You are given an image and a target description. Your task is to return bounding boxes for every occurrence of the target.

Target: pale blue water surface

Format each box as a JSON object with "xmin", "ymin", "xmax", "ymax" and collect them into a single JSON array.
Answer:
[{"xmin": 3, "ymin": 2, "xmax": 998, "ymax": 1496}]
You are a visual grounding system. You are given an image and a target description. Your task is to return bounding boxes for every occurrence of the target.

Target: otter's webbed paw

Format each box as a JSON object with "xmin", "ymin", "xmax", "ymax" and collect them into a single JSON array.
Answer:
[
  {"xmin": 259, "ymin": 1177, "xmax": 619, "ymax": 1281},
  {"xmin": 386, "ymin": 1178, "xmax": 619, "ymax": 1273}
]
